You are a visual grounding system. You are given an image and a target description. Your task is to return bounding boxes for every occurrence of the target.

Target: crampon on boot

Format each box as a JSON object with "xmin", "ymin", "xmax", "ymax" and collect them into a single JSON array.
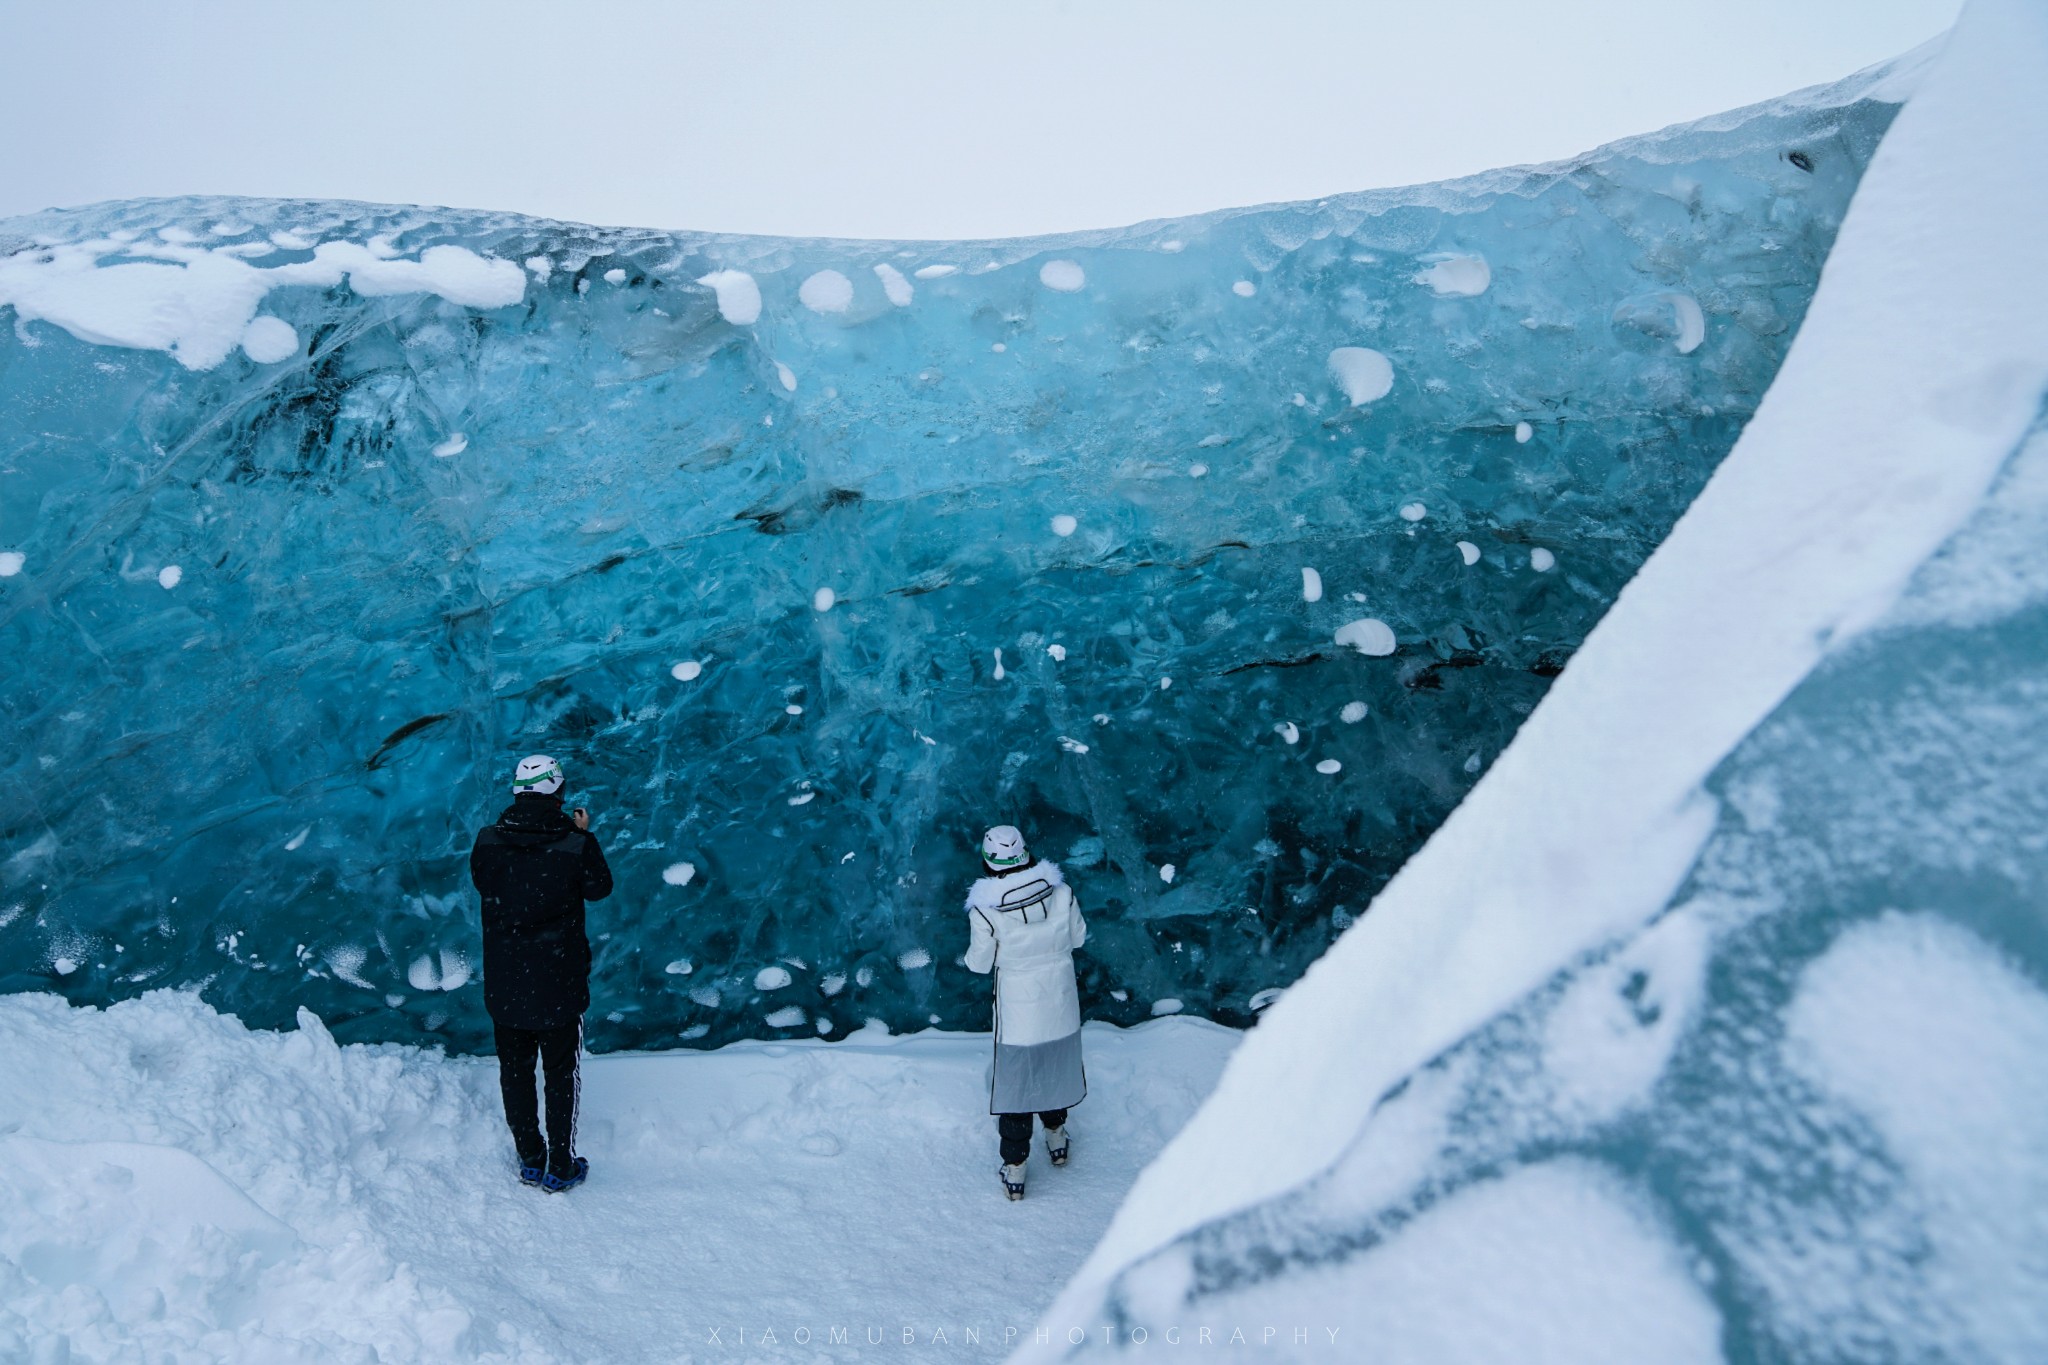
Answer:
[
  {"xmin": 1000, "ymin": 1163, "xmax": 1027, "ymax": 1201},
  {"xmin": 542, "ymin": 1156, "xmax": 589, "ymax": 1194},
  {"xmin": 1045, "ymin": 1126, "xmax": 1070, "ymax": 1167}
]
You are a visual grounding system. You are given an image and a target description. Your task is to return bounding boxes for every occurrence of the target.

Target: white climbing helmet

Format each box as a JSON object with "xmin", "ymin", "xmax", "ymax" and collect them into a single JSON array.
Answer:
[
  {"xmin": 512, "ymin": 754, "xmax": 564, "ymax": 796},
  {"xmin": 981, "ymin": 825, "xmax": 1029, "ymax": 869}
]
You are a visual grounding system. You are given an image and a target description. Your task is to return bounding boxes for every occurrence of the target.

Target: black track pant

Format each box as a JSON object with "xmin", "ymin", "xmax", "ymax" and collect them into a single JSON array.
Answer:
[
  {"xmin": 495, "ymin": 1020, "xmax": 581, "ymax": 1174},
  {"xmin": 997, "ymin": 1108, "xmax": 1068, "ymax": 1166}
]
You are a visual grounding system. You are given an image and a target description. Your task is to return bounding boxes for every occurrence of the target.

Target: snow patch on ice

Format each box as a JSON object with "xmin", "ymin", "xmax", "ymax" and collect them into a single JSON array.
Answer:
[
  {"xmin": 1327, "ymin": 346, "xmax": 1394, "ymax": 405},
  {"xmin": 799, "ymin": 269, "xmax": 854, "ymax": 314},
  {"xmin": 662, "ymin": 862, "xmax": 696, "ymax": 887},
  {"xmin": 1413, "ymin": 252, "xmax": 1492, "ymax": 297},
  {"xmin": 1040, "ymin": 260, "xmax": 1086, "ymax": 292},
  {"xmin": 695, "ymin": 269, "xmax": 761, "ymax": 325},
  {"xmin": 1335, "ymin": 618, "xmax": 1397, "ymax": 656},
  {"xmin": 873, "ymin": 262, "xmax": 913, "ymax": 306},
  {"xmin": 1301, "ymin": 567, "xmax": 1323, "ymax": 602}
]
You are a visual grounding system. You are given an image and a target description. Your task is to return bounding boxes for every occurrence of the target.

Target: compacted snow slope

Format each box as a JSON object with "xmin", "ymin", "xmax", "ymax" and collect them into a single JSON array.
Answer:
[
  {"xmin": 1026, "ymin": 0, "xmax": 2048, "ymax": 1358},
  {"xmin": 0, "ymin": 991, "xmax": 1235, "ymax": 1362}
]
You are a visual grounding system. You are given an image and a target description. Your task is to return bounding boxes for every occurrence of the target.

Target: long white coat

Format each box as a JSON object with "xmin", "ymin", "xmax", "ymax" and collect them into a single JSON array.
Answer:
[{"xmin": 963, "ymin": 860, "xmax": 1087, "ymax": 1048}]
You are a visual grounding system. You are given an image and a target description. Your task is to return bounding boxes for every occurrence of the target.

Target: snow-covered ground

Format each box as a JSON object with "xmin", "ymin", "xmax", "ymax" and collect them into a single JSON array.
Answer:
[{"xmin": 0, "ymin": 991, "xmax": 1236, "ymax": 1363}]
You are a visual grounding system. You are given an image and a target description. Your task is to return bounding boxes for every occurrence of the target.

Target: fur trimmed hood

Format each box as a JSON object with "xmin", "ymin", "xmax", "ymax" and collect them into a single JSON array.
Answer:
[{"xmin": 965, "ymin": 859, "xmax": 1065, "ymax": 914}]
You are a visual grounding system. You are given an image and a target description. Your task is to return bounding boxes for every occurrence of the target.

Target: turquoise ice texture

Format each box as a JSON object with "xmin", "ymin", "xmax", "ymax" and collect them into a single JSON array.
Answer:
[
  {"xmin": 0, "ymin": 80, "xmax": 1902, "ymax": 1052},
  {"xmin": 1070, "ymin": 404, "xmax": 2048, "ymax": 1364}
]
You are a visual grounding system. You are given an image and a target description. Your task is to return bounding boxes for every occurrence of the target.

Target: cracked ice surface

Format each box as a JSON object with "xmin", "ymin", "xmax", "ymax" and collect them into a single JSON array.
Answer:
[{"xmin": 0, "ymin": 76, "xmax": 1899, "ymax": 1051}]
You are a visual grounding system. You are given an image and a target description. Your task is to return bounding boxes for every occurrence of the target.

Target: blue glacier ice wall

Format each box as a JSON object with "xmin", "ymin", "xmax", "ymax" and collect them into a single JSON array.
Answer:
[
  {"xmin": 1064, "ymin": 403, "xmax": 2048, "ymax": 1360},
  {"xmin": 0, "ymin": 82, "xmax": 1900, "ymax": 1051}
]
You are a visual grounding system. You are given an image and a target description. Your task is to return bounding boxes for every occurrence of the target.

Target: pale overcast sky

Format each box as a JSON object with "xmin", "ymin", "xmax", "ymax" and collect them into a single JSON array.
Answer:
[{"xmin": 0, "ymin": 0, "xmax": 1960, "ymax": 240}]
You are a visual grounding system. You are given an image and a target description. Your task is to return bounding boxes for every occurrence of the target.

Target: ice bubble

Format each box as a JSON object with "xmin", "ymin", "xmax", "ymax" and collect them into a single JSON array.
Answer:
[
  {"xmin": 1039, "ymin": 259, "xmax": 1086, "ymax": 292},
  {"xmin": 1464, "ymin": 751, "xmax": 1482, "ymax": 773},
  {"xmin": 1249, "ymin": 987, "xmax": 1285, "ymax": 1011},
  {"xmin": 1515, "ymin": 421, "xmax": 1533, "ymax": 443},
  {"xmin": 991, "ymin": 342, "xmax": 1006, "ymax": 352},
  {"xmin": 1327, "ymin": 346, "xmax": 1394, "ymax": 405},
  {"xmin": 756, "ymin": 965, "xmax": 793, "ymax": 991},
  {"xmin": 1151, "ymin": 998, "xmax": 1184, "ymax": 1015},
  {"xmin": 1232, "ymin": 280, "xmax": 1256, "ymax": 297},
  {"xmin": 1160, "ymin": 864, "xmax": 1177, "ymax": 884},
  {"xmin": 1301, "ymin": 567, "xmax": 1323, "ymax": 602},
  {"xmin": 431, "ymin": 433, "xmax": 468, "ymax": 457},
  {"xmin": 1159, "ymin": 677, "xmax": 1173, "ymax": 690},
  {"xmin": 671, "ymin": 660, "xmax": 702, "ymax": 682},
  {"xmin": 688, "ymin": 986, "xmax": 721, "ymax": 1008},
  {"xmin": 764, "ymin": 1005, "xmax": 806, "ymax": 1028},
  {"xmin": 662, "ymin": 862, "xmax": 696, "ymax": 886},
  {"xmin": 776, "ymin": 362, "xmax": 797, "ymax": 392},
  {"xmin": 53, "ymin": 957, "xmax": 77, "ymax": 976},
  {"xmin": 0, "ymin": 552, "xmax": 22, "ymax": 577},
  {"xmin": 157, "ymin": 565, "xmax": 183, "ymax": 590},
  {"xmin": 695, "ymin": 269, "xmax": 761, "ymax": 325},
  {"xmin": 1047, "ymin": 643, "xmax": 1067, "ymax": 662},
  {"xmin": 799, "ymin": 269, "xmax": 854, "ymax": 314},
  {"xmin": 1274, "ymin": 721, "xmax": 1300, "ymax": 745},
  {"xmin": 1059, "ymin": 736, "xmax": 1090, "ymax": 754},
  {"xmin": 284, "ymin": 825, "xmax": 311, "ymax": 851},
  {"xmin": 1532, "ymin": 547, "xmax": 1557, "ymax": 572},
  {"xmin": 679, "ymin": 1023, "xmax": 711, "ymax": 1040},
  {"xmin": 813, "ymin": 587, "xmax": 837, "ymax": 612},
  {"xmin": 1399, "ymin": 502, "xmax": 1427, "ymax": 521},
  {"xmin": 789, "ymin": 791, "xmax": 816, "ymax": 806},
  {"xmin": 1335, "ymin": 617, "xmax": 1397, "ymax": 656},
  {"xmin": 993, "ymin": 648, "xmax": 1006, "ymax": 681},
  {"xmin": 873, "ymin": 262, "xmax": 913, "ymax": 306},
  {"xmin": 1412, "ymin": 252, "xmax": 1491, "ymax": 297},
  {"xmin": 664, "ymin": 958, "xmax": 694, "ymax": 975},
  {"xmin": 1051, "ymin": 513, "xmax": 1078, "ymax": 536},
  {"xmin": 786, "ymin": 704, "xmax": 804, "ymax": 715},
  {"xmin": 1316, "ymin": 759, "xmax": 1343, "ymax": 775},
  {"xmin": 1341, "ymin": 701, "xmax": 1368, "ymax": 723},
  {"xmin": 856, "ymin": 966, "xmax": 875, "ymax": 988},
  {"xmin": 240, "ymin": 315, "xmax": 298, "ymax": 363},
  {"xmin": 407, "ymin": 955, "xmax": 438, "ymax": 991},
  {"xmin": 1189, "ymin": 463, "xmax": 1209, "ymax": 478},
  {"xmin": 1458, "ymin": 540, "xmax": 1482, "ymax": 566},
  {"xmin": 603, "ymin": 268, "xmax": 627, "ymax": 285},
  {"xmin": 820, "ymin": 972, "xmax": 846, "ymax": 996},
  {"xmin": 1111, "ymin": 989, "xmax": 1129, "ymax": 1001},
  {"xmin": 898, "ymin": 948, "xmax": 932, "ymax": 970},
  {"xmin": 913, "ymin": 263, "xmax": 957, "ymax": 279}
]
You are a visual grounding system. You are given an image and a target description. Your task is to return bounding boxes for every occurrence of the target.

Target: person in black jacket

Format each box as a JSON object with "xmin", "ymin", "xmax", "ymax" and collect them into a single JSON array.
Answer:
[{"xmin": 470, "ymin": 754, "xmax": 613, "ymax": 1192}]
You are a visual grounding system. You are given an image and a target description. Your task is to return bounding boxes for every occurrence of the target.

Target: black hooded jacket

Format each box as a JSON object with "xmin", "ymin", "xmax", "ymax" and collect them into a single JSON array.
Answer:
[{"xmin": 470, "ymin": 794, "xmax": 614, "ymax": 1029}]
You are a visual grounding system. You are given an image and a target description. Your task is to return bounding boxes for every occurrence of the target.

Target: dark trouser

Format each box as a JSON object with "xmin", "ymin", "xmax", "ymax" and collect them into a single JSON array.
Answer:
[
  {"xmin": 495, "ymin": 1020, "xmax": 581, "ymax": 1174},
  {"xmin": 997, "ymin": 1108, "xmax": 1068, "ymax": 1166}
]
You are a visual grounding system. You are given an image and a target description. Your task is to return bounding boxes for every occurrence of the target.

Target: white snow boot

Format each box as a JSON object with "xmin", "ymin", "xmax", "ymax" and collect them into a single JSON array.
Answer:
[
  {"xmin": 1045, "ymin": 1126, "xmax": 1070, "ymax": 1167},
  {"xmin": 1000, "ymin": 1163, "xmax": 1027, "ymax": 1200}
]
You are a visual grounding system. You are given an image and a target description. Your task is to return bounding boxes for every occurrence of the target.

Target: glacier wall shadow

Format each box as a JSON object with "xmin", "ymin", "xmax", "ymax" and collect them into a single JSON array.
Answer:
[{"xmin": 0, "ymin": 82, "xmax": 1900, "ymax": 1051}]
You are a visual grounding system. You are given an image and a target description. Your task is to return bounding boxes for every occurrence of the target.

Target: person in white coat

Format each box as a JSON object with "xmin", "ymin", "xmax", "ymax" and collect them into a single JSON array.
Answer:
[{"xmin": 963, "ymin": 825, "xmax": 1088, "ymax": 1200}]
